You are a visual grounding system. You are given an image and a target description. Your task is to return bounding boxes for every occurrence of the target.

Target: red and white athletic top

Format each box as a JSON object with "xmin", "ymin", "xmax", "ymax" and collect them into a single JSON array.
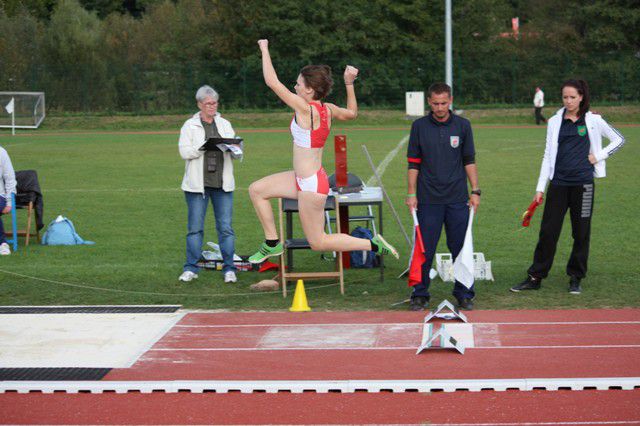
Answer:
[{"xmin": 290, "ymin": 102, "xmax": 330, "ymax": 148}]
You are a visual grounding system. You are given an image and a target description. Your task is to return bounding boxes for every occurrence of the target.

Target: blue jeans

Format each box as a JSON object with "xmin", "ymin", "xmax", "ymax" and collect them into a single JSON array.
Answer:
[
  {"xmin": 412, "ymin": 202, "xmax": 475, "ymax": 301},
  {"xmin": 184, "ymin": 189, "xmax": 236, "ymax": 274},
  {"xmin": 0, "ymin": 196, "xmax": 6, "ymax": 243}
]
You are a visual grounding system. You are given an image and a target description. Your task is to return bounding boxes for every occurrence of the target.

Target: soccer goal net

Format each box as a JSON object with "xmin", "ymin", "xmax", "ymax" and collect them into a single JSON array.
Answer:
[{"xmin": 0, "ymin": 92, "xmax": 46, "ymax": 129}]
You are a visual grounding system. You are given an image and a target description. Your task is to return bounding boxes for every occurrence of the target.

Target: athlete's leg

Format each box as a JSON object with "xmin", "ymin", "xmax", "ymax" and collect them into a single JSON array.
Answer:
[
  {"xmin": 248, "ymin": 171, "xmax": 298, "ymax": 239},
  {"xmin": 298, "ymin": 191, "xmax": 378, "ymax": 252}
]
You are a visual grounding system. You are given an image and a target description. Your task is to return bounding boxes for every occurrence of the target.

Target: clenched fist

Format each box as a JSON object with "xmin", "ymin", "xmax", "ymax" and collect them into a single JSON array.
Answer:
[{"xmin": 344, "ymin": 65, "xmax": 359, "ymax": 85}]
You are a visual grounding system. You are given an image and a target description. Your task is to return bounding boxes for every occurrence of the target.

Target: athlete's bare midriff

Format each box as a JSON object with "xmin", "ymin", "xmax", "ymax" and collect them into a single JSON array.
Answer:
[{"xmin": 293, "ymin": 144, "xmax": 323, "ymax": 179}]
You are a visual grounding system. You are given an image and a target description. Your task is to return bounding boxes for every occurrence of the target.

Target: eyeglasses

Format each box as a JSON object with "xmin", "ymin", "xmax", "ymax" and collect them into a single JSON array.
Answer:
[{"xmin": 202, "ymin": 101, "xmax": 218, "ymax": 107}]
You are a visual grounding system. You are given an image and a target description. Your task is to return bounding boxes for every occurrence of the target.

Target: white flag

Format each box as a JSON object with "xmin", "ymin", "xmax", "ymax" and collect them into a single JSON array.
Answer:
[
  {"xmin": 453, "ymin": 208, "xmax": 475, "ymax": 289},
  {"xmin": 5, "ymin": 98, "xmax": 14, "ymax": 114}
]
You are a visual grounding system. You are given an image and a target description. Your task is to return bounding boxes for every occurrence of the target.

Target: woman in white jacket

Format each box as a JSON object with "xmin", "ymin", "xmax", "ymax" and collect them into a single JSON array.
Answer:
[
  {"xmin": 178, "ymin": 85, "xmax": 239, "ymax": 284},
  {"xmin": 511, "ymin": 79, "xmax": 625, "ymax": 295}
]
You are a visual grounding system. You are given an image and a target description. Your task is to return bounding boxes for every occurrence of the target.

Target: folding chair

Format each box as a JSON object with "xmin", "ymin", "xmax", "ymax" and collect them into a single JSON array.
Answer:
[{"xmin": 278, "ymin": 196, "xmax": 344, "ymax": 297}]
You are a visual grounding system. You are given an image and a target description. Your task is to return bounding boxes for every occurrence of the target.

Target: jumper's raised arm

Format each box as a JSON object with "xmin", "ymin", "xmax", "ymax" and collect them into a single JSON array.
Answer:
[
  {"xmin": 327, "ymin": 65, "xmax": 359, "ymax": 121},
  {"xmin": 258, "ymin": 39, "xmax": 308, "ymax": 113}
]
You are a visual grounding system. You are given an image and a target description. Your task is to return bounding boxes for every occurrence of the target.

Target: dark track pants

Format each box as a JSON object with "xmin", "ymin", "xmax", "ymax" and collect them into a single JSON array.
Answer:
[
  {"xmin": 528, "ymin": 182, "xmax": 594, "ymax": 280},
  {"xmin": 412, "ymin": 202, "xmax": 474, "ymax": 301},
  {"xmin": 535, "ymin": 107, "xmax": 547, "ymax": 125}
]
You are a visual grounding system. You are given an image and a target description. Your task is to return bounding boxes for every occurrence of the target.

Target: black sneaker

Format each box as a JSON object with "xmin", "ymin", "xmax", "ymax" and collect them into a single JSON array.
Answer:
[
  {"xmin": 457, "ymin": 298, "xmax": 474, "ymax": 311},
  {"xmin": 569, "ymin": 277, "xmax": 582, "ymax": 295},
  {"xmin": 409, "ymin": 296, "xmax": 429, "ymax": 311},
  {"xmin": 510, "ymin": 276, "xmax": 541, "ymax": 292}
]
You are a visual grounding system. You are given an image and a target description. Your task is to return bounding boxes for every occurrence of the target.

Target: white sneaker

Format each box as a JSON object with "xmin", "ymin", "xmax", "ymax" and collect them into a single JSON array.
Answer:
[
  {"xmin": 224, "ymin": 271, "xmax": 237, "ymax": 283},
  {"xmin": 0, "ymin": 242, "xmax": 10, "ymax": 256},
  {"xmin": 178, "ymin": 271, "xmax": 198, "ymax": 282}
]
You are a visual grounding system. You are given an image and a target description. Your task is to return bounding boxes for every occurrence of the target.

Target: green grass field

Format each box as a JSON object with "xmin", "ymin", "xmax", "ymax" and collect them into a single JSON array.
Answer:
[
  {"xmin": 0, "ymin": 121, "xmax": 638, "ymax": 310},
  {"xmin": 34, "ymin": 104, "xmax": 640, "ymax": 130}
]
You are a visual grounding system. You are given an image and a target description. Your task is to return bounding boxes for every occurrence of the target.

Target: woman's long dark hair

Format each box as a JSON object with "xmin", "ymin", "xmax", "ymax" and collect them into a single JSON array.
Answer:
[{"xmin": 561, "ymin": 79, "xmax": 590, "ymax": 117}]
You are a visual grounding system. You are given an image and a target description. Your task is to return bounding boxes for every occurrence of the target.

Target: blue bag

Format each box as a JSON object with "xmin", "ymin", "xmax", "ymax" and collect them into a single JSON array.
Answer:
[
  {"xmin": 41, "ymin": 215, "xmax": 95, "ymax": 246},
  {"xmin": 349, "ymin": 226, "xmax": 377, "ymax": 268}
]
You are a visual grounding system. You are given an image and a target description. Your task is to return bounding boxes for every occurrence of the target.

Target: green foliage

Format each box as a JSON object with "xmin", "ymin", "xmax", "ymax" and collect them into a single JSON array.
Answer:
[
  {"xmin": 79, "ymin": 0, "xmax": 123, "ymax": 17},
  {"xmin": 38, "ymin": 0, "xmax": 113, "ymax": 109},
  {"xmin": 0, "ymin": 0, "xmax": 56, "ymax": 19},
  {"xmin": 513, "ymin": 0, "xmax": 639, "ymax": 51},
  {"xmin": 0, "ymin": 0, "xmax": 639, "ymax": 111},
  {"xmin": 0, "ymin": 9, "xmax": 42, "ymax": 90}
]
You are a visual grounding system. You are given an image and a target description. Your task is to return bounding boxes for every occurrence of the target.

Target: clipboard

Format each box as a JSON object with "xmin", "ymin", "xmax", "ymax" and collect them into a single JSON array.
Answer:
[{"xmin": 199, "ymin": 137, "xmax": 244, "ymax": 151}]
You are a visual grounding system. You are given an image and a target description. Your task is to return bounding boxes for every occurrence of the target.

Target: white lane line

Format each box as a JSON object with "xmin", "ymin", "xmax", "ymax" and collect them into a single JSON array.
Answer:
[
  {"xmin": 150, "ymin": 344, "xmax": 640, "ymax": 351},
  {"xmin": 176, "ymin": 323, "xmax": 422, "ymax": 328},
  {"xmin": 125, "ymin": 312, "xmax": 186, "ymax": 368},
  {"xmin": 427, "ymin": 422, "xmax": 640, "ymax": 425},
  {"xmin": 202, "ymin": 423, "xmax": 640, "ymax": 426},
  {"xmin": 477, "ymin": 321, "xmax": 640, "ymax": 326},
  {"xmin": 365, "ymin": 134, "xmax": 409, "ymax": 186},
  {"xmin": 151, "ymin": 347, "xmax": 417, "ymax": 351},
  {"xmin": 475, "ymin": 345, "xmax": 640, "ymax": 349},
  {"xmin": 199, "ymin": 419, "xmax": 640, "ymax": 426},
  {"xmin": 221, "ymin": 423, "xmax": 640, "ymax": 426},
  {"xmin": 2, "ymin": 377, "xmax": 639, "ymax": 394},
  {"xmin": 175, "ymin": 321, "xmax": 640, "ymax": 328}
]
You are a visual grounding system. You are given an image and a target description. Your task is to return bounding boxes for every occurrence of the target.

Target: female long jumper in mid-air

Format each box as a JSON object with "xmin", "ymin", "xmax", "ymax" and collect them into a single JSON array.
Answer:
[{"xmin": 248, "ymin": 39, "xmax": 399, "ymax": 264}]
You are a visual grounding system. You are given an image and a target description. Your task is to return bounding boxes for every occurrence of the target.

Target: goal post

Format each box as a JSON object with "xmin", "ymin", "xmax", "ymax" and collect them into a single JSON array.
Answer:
[{"xmin": 0, "ymin": 92, "xmax": 46, "ymax": 129}]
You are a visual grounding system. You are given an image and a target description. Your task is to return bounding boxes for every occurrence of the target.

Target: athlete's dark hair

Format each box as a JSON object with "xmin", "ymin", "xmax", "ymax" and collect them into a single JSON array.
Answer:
[
  {"xmin": 428, "ymin": 82, "xmax": 452, "ymax": 98},
  {"xmin": 300, "ymin": 65, "xmax": 333, "ymax": 100},
  {"xmin": 561, "ymin": 79, "xmax": 590, "ymax": 117}
]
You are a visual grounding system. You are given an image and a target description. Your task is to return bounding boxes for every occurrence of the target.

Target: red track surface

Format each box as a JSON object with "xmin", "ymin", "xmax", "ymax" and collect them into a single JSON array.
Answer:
[
  {"xmin": 2, "ymin": 309, "xmax": 640, "ymax": 425},
  {"xmin": 2, "ymin": 390, "xmax": 639, "ymax": 425},
  {"xmin": 105, "ymin": 309, "xmax": 640, "ymax": 382}
]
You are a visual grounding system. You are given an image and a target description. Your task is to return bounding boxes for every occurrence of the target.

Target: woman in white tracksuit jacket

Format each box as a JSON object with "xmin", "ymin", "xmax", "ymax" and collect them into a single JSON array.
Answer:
[
  {"xmin": 511, "ymin": 79, "xmax": 625, "ymax": 295},
  {"xmin": 178, "ymin": 85, "xmax": 239, "ymax": 284}
]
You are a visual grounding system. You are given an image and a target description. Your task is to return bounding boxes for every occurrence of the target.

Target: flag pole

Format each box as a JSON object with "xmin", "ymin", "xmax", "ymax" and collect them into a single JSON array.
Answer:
[
  {"xmin": 445, "ymin": 0, "xmax": 453, "ymax": 108},
  {"xmin": 361, "ymin": 144, "xmax": 411, "ymax": 247},
  {"xmin": 5, "ymin": 97, "xmax": 15, "ymax": 136},
  {"xmin": 402, "ymin": 207, "xmax": 420, "ymax": 278}
]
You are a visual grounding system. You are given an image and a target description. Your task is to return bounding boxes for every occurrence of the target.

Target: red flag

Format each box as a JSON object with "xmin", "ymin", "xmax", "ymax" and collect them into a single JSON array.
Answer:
[
  {"xmin": 408, "ymin": 209, "xmax": 426, "ymax": 287},
  {"xmin": 521, "ymin": 198, "xmax": 543, "ymax": 227}
]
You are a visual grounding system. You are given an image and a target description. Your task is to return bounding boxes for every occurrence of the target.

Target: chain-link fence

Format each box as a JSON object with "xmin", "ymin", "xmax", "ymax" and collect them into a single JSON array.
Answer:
[{"xmin": 7, "ymin": 51, "xmax": 639, "ymax": 113}]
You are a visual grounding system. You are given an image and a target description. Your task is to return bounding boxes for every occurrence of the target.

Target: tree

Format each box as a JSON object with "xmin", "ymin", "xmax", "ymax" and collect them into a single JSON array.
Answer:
[
  {"xmin": 0, "ymin": 0, "xmax": 57, "ymax": 19},
  {"xmin": 0, "ymin": 9, "xmax": 43, "ymax": 89},
  {"xmin": 41, "ymin": 0, "xmax": 112, "ymax": 109}
]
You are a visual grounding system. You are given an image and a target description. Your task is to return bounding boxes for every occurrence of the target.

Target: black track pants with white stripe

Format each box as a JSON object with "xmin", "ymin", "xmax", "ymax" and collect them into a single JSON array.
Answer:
[{"xmin": 528, "ymin": 182, "xmax": 594, "ymax": 280}]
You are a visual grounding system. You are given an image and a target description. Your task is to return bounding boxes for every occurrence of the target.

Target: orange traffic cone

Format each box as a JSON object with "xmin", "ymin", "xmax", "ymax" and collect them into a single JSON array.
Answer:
[{"xmin": 289, "ymin": 279, "xmax": 311, "ymax": 312}]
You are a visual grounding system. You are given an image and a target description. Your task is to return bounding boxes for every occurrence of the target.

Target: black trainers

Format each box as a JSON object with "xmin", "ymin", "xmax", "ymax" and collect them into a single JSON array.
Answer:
[
  {"xmin": 457, "ymin": 298, "xmax": 474, "ymax": 311},
  {"xmin": 510, "ymin": 276, "xmax": 541, "ymax": 292},
  {"xmin": 569, "ymin": 277, "xmax": 582, "ymax": 295},
  {"xmin": 409, "ymin": 296, "xmax": 429, "ymax": 311}
]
